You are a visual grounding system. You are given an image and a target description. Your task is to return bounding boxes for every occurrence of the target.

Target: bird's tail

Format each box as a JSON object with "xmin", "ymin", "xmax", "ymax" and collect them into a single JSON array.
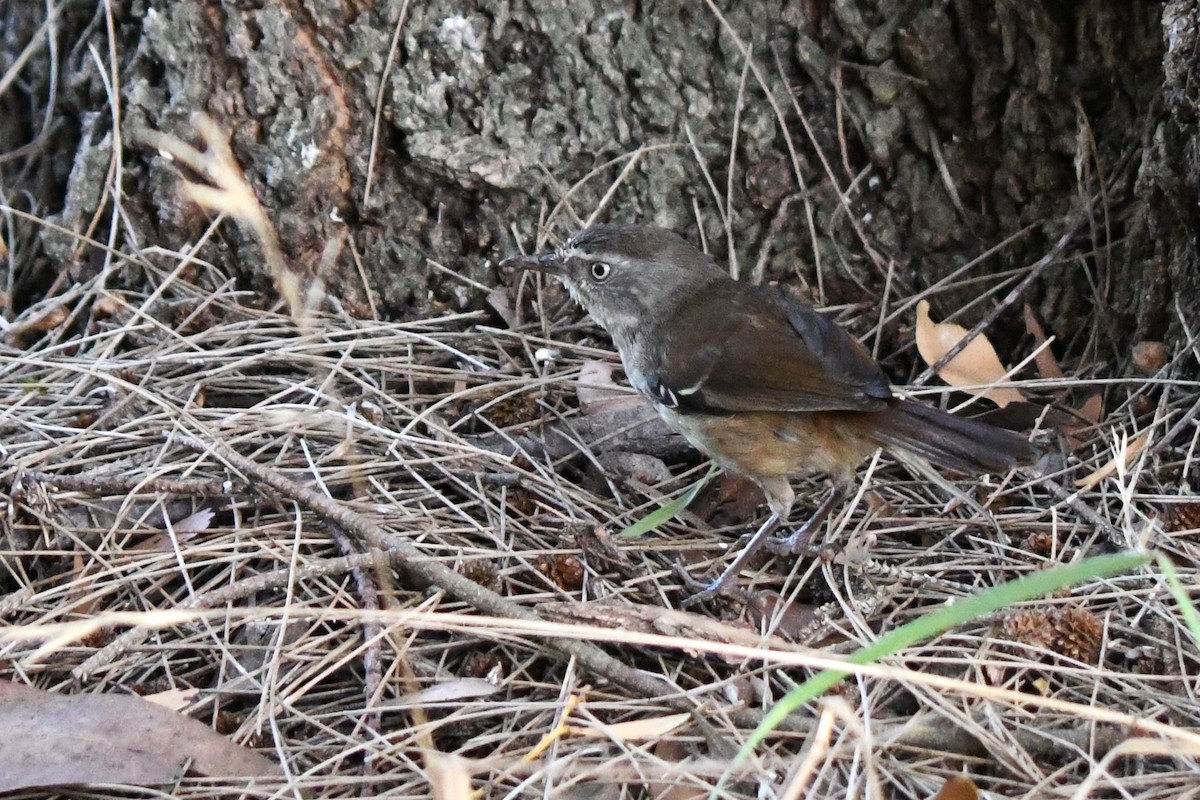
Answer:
[{"xmin": 870, "ymin": 400, "xmax": 1038, "ymax": 474}]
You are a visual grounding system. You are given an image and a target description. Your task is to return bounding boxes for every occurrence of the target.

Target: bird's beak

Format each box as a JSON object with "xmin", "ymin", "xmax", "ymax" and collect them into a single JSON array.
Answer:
[{"xmin": 500, "ymin": 251, "xmax": 563, "ymax": 276}]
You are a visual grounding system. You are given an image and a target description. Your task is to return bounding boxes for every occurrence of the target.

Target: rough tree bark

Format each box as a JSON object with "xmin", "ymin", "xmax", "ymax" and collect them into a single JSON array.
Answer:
[{"xmin": 0, "ymin": 1, "xmax": 1194, "ymax": 384}]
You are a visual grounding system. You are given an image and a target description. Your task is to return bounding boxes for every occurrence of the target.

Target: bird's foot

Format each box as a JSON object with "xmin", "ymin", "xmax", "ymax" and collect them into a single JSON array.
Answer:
[
  {"xmin": 673, "ymin": 559, "xmax": 751, "ymax": 607},
  {"xmin": 761, "ymin": 530, "xmax": 840, "ymax": 560},
  {"xmin": 674, "ymin": 513, "xmax": 785, "ymax": 607},
  {"xmin": 761, "ymin": 488, "xmax": 846, "ymax": 558}
]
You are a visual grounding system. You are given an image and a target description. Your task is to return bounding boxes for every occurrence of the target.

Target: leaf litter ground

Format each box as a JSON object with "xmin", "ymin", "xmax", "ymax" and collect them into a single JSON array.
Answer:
[{"xmin": 1, "ymin": 262, "xmax": 1199, "ymax": 799}]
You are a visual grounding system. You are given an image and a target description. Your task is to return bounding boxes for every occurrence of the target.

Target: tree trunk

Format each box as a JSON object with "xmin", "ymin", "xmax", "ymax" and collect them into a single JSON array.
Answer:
[{"xmin": 4, "ymin": 1, "xmax": 1188, "ymax": 374}]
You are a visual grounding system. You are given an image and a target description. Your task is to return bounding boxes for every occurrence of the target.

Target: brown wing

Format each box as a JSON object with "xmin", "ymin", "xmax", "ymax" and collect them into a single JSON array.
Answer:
[{"xmin": 647, "ymin": 283, "xmax": 892, "ymax": 413}]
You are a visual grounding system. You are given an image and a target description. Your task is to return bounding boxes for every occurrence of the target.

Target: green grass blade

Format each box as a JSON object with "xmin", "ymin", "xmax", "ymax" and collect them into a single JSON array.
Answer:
[
  {"xmin": 1157, "ymin": 553, "xmax": 1200, "ymax": 652},
  {"xmin": 740, "ymin": 551, "xmax": 1149, "ymax": 755},
  {"xmin": 617, "ymin": 464, "xmax": 719, "ymax": 540}
]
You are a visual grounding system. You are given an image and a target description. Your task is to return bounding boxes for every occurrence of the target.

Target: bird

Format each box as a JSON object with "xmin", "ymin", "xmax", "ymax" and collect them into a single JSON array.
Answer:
[{"xmin": 502, "ymin": 224, "xmax": 1038, "ymax": 600}]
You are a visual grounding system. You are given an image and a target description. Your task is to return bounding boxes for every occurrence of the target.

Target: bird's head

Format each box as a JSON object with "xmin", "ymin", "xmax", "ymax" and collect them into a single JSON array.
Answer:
[{"xmin": 502, "ymin": 224, "xmax": 726, "ymax": 343}]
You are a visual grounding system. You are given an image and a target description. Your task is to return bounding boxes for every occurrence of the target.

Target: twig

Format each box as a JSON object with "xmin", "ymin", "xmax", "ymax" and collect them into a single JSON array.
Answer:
[
  {"xmin": 74, "ymin": 431, "xmax": 680, "ymax": 708},
  {"xmin": 12, "ymin": 469, "xmax": 237, "ymax": 498}
]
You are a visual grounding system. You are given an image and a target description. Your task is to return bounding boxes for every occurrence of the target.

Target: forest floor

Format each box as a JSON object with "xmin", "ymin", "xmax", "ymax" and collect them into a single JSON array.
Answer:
[{"xmin": 2, "ymin": 181, "xmax": 1199, "ymax": 798}]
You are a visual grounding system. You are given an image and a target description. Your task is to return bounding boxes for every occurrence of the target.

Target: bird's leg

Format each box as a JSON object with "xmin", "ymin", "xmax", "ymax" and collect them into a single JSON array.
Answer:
[
  {"xmin": 679, "ymin": 484, "xmax": 845, "ymax": 605},
  {"xmin": 763, "ymin": 487, "xmax": 844, "ymax": 556},
  {"xmin": 679, "ymin": 512, "xmax": 783, "ymax": 606}
]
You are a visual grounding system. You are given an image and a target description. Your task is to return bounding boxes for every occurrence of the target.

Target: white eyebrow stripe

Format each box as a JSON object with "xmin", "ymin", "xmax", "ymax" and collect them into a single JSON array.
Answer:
[{"xmin": 557, "ymin": 245, "xmax": 586, "ymax": 260}]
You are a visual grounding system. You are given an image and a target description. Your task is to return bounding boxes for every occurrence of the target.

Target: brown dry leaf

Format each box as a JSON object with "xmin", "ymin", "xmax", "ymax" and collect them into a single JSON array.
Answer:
[
  {"xmin": 1064, "ymin": 392, "xmax": 1104, "ymax": 450},
  {"xmin": 1077, "ymin": 393, "xmax": 1103, "ymax": 425},
  {"xmin": 596, "ymin": 451, "xmax": 673, "ymax": 485},
  {"xmin": 573, "ymin": 712, "xmax": 690, "ymax": 742},
  {"xmin": 30, "ymin": 303, "xmax": 70, "ymax": 332},
  {"xmin": 1075, "ymin": 429, "xmax": 1151, "ymax": 490},
  {"xmin": 486, "ymin": 285, "xmax": 518, "ymax": 328},
  {"xmin": 688, "ymin": 474, "xmax": 764, "ymax": 527},
  {"xmin": 648, "ymin": 739, "xmax": 708, "ymax": 800},
  {"xmin": 143, "ymin": 687, "xmax": 201, "ymax": 711},
  {"xmin": 915, "ymin": 300, "xmax": 1025, "ymax": 407},
  {"xmin": 5, "ymin": 301, "xmax": 70, "ymax": 345},
  {"xmin": 93, "ymin": 295, "xmax": 124, "ymax": 317},
  {"xmin": 1131, "ymin": 341, "xmax": 1168, "ymax": 375},
  {"xmin": 0, "ymin": 680, "xmax": 280, "ymax": 791},
  {"xmin": 1023, "ymin": 303, "xmax": 1064, "ymax": 379},
  {"xmin": 131, "ymin": 508, "xmax": 217, "ymax": 552},
  {"xmin": 747, "ymin": 590, "xmax": 825, "ymax": 643},
  {"xmin": 930, "ymin": 776, "xmax": 980, "ymax": 800},
  {"xmin": 171, "ymin": 507, "xmax": 216, "ymax": 534}
]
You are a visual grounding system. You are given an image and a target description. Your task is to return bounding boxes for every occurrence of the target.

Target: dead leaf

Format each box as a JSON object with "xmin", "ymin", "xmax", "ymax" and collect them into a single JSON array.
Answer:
[
  {"xmin": 1065, "ymin": 392, "xmax": 1104, "ymax": 450},
  {"xmin": 1023, "ymin": 303, "xmax": 1064, "ymax": 379},
  {"xmin": 486, "ymin": 285, "xmax": 517, "ymax": 328},
  {"xmin": 930, "ymin": 775, "xmax": 979, "ymax": 800},
  {"xmin": 1131, "ymin": 341, "xmax": 1167, "ymax": 375},
  {"xmin": 596, "ymin": 451, "xmax": 673, "ymax": 485},
  {"xmin": 395, "ymin": 678, "xmax": 502, "ymax": 707},
  {"xmin": 688, "ymin": 474, "xmax": 764, "ymax": 527},
  {"xmin": 131, "ymin": 507, "xmax": 217, "ymax": 552},
  {"xmin": 5, "ymin": 300, "xmax": 70, "ymax": 345},
  {"xmin": 647, "ymin": 739, "xmax": 709, "ymax": 800},
  {"xmin": 142, "ymin": 687, "xmax": 201, "ymax": 711},
  {"xmin": 1077, "ymin": 393, "xmax": 1103, "ymax": 426},
  {"xmin": 746, "ymin": 591, "xmax": 824, "ymax": 642},
  {"xmin": 171, "ymin": 507, "xmax": 215, "ymax": 534},
  {"xmin": 0, "ymin": 681, "xmax": 280, "ymax": 791},
  {"xmin": 93, "ymin": 295, "xmax": 124, "ymax": 317},
  {"xmin": 1074, "ymin": 429, "xmax": 1151, "ymax": 490},
  {"xmin": 915, "ymin": 301, "xmax": 1025, "ymax": 407},
  {"xmin": 572, "ymin": 712, "xmax": 690, "ymax": 742}
]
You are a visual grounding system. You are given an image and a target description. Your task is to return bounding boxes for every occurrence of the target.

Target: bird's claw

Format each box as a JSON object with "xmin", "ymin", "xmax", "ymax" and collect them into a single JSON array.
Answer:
[
  {"xmin": 761, "ymin": 530, "xmax": 841, "ymax": 560},
  {"xmin": 672, "ymin": 558, "xmax": 751, "ymax": 607}
]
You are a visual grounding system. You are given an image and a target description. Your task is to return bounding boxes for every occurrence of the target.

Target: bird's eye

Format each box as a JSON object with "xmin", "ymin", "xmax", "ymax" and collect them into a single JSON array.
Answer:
[{"xmin": 590, "ymin": 261, "xmax": 612, "ymax": 281}]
